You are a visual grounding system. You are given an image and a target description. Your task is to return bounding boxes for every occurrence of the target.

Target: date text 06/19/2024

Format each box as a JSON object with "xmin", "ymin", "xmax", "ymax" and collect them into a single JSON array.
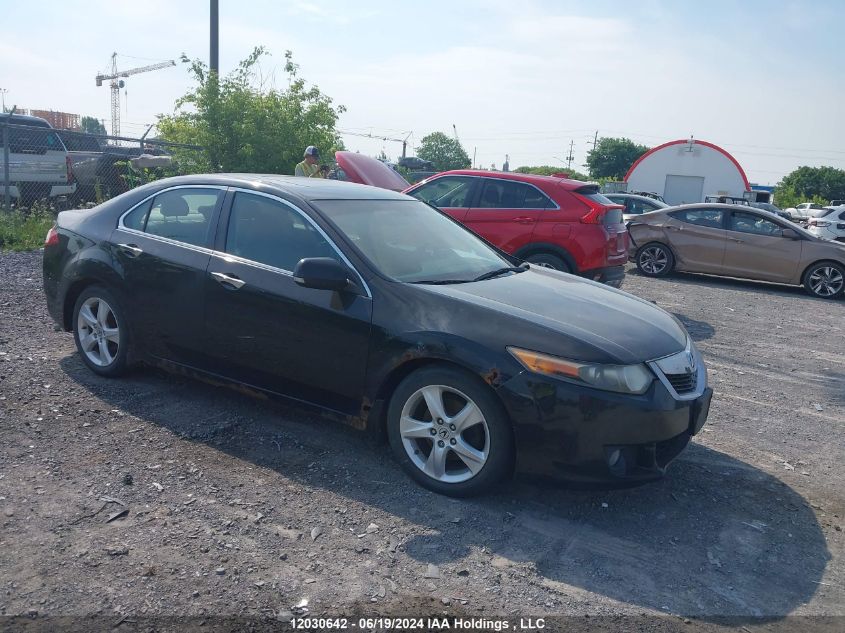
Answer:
[{"xmin": 290, "ymin": 617, "xmax": 546, "ymax": 630}]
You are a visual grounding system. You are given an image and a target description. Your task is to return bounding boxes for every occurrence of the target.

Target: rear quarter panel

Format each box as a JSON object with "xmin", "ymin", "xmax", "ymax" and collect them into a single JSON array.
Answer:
[
  {"xmin": 530, "ymin": 189, "xmax": 590, "ymax": 268},
  {"xmin": 627, "ymin": 217, "xmax": 669, "ymax": 254}
]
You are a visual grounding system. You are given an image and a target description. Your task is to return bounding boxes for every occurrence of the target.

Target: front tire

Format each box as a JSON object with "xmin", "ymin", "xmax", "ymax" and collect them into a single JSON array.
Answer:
[
  {"xmin": 636, "ymin": 242, "xmax": 674, "ymax": 277},
  {"xmin": 387, "ymin": 366, "xmax": 514, "ymax": 497},
  {"xmin": 803, "ymin": 262, "xmax": 845, "ymax": 299},
  {"xmin": 72, "ymin": 286, "xmax": 130, "ymax": 377}
]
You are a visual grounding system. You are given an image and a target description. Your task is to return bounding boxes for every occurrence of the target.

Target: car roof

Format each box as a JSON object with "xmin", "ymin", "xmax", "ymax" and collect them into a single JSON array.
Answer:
[
  {"xmin": 432, "ymin": 169, "xmax": 595, "ymax": 191},
  {"xmin": 148, "ymin": 174, "xmax": 411, "ymax": 202},
  {"xmin": 655, "ymin": 202, "xmax": 806, "ymax": 224},
  {"xmin": 0, "ymin": 113, "xmax": 52, "ymax": 128}
]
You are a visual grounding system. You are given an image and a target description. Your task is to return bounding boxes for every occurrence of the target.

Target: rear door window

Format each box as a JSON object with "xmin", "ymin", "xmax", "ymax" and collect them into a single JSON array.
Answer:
[
  {"xmin": 478, "ymin": 179, "xmax": 551, "ymax": 209},
  {"xmin": 409, "ymin": 176, "xmax": 476, "ymax": 208},
  {"xmin": 669, "ymin": 209, "xmax": 725, "ymax": 229},
  {"xmin": 123, "ymin": 188, "xmax": 223, "ymax": 247}
]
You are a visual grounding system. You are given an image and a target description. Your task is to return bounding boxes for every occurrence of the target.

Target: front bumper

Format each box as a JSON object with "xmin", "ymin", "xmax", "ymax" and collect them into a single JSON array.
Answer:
[
  {"xmin": 582, "ymin": 265, "xmax": 625, "ymax": 288},
  {"xmin": 499, "ymin": 367, "xmax": 712, "ymax": 485}
]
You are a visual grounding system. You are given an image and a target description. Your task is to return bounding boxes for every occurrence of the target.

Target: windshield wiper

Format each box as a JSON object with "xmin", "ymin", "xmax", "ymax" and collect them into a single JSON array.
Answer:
[
  {"xmin": 472, "ymin": 264, "xmax": 529, "ymax": 282},
  {"xmin": 408, "ymin": 279, "xmax": 473, "ymax": 285}
]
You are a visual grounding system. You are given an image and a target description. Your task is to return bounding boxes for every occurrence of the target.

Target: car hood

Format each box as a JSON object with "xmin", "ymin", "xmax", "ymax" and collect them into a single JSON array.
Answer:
[
  {"xmin": 421, "ymin": 268, "xmax": 688, "ymax": 365},
  {"xmin": 335, "ymin": 151, "xmax": 410, "ymax": 192}
]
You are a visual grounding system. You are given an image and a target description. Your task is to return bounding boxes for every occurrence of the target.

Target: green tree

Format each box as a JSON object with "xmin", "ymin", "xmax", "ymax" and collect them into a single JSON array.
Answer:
[
  {"xmin": 416, "ymin": 132, "xmax": 471, "ymax": 171},
  {"xmin": 514, "ymin": 165, "xmax": 590, "ymax": 180},
  {"xmin": 775, "ymin": 166, "xmax": 845, "ymax": 206},
  {"xmin": 80, "ymin": 116, "xmax": 106, "ymax": 135},
  {"xmin": 585, "ymin": 137, "xmax": 649, "ymax": 180},
  {"xmin": 156, "ymin": 47, "xmax": 345, "ymax": 174}
]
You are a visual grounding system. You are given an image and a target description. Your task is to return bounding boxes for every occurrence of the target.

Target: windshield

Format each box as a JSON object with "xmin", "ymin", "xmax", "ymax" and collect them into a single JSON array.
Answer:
[{"xmin": 312, "ymin": 199, "xmax": 512, "ymax": 283}]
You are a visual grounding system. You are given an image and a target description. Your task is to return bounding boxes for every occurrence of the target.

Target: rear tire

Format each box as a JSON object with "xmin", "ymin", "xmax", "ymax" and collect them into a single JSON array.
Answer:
[
  {"xmin": 525, "ymin": 253, "xmax": 570, "ymax": 272},
  {"xmin": 636, "ymin": 242, "xmax": 674, "ymax": 277},
  {"xmin": 387, "ymin": 365, "xmax": 514, "ymax": 497},
  {"xmin": 72, "ymin": 285, "xmax": 131, "ymax": 377},
  {"xmin": 803, "ymin": 262, "xmax": 845, "ymax": 299}
]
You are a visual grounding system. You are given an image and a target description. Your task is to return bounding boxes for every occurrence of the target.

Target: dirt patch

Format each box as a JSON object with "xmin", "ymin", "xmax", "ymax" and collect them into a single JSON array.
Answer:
[{"xmin": 1, "ymin": 251, "xmax": 842, "ymax": 626}]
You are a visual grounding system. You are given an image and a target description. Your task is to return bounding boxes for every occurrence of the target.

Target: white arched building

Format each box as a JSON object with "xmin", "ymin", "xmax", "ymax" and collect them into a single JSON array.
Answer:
[{"xmin": 624, "ymin": 139, "xmax": 750, "ymax": 206}]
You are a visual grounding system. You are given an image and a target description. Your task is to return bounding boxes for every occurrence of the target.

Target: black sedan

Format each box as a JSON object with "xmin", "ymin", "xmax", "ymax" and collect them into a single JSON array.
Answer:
[{"xmin": 43, "ymin": 175, "xmax": 712, "ymax": 497}]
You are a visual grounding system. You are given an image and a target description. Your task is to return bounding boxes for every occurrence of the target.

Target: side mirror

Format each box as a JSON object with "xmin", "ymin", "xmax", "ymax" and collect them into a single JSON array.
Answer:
[
  {"xmin": 293, "ymin": 257, "xmax": 351, "ymax": 291},
  {"xmin": 782, "ymin": 228, "xmax": 800, "ymax": 240}
]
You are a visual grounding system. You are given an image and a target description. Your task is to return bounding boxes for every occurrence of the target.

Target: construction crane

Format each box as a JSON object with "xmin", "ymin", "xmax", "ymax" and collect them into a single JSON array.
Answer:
[{"xmin": 95, "ymin": 53, "xmax": 176, "ymax": 136}]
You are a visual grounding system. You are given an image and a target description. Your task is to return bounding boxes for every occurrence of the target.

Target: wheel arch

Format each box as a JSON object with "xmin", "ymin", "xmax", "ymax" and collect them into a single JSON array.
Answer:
[
  {"xmin": 513, "ymin": 242, "xmax": 578, "ymax": 273},
  {"xmin": 368, "ymin": 356, "xmax": 516, "ymax": 454},
  {"xmin": 801, "ymin": 258, "xmax": 845, "ymax": 285}
]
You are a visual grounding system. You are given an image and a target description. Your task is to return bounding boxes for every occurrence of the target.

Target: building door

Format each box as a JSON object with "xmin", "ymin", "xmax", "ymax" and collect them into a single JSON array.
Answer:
[{"xmin": 664, "ymin": 175, "xmax": 705, "ymax": 205}]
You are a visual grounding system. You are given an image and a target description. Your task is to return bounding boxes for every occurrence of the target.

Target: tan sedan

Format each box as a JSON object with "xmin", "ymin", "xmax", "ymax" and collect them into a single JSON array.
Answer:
[{"xmin": 628, "ymin": 204, "xmax": 845, "ymax": 299}]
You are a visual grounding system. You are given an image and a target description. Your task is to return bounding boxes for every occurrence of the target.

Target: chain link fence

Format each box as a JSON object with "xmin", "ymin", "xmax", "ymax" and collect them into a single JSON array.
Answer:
[{"xmin": 1, "ymin": 114, "xmax": 206, "ymax": 214}]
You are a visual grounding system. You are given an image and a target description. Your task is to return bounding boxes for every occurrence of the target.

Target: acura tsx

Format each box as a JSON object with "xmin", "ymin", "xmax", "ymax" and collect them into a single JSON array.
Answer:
[{"xmin": 43, "ymin": 175, "xmax": 712, "ymax": 496}]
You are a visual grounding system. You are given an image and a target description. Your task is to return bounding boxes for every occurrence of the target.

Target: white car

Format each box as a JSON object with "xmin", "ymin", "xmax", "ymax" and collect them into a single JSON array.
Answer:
[
  {"xmin": 785, "ymin": 202, "xmax": 825, "ymax": 222},
  {"xmin": 807, "ymin": 206, "xmax": 845, "ymax": 242}
]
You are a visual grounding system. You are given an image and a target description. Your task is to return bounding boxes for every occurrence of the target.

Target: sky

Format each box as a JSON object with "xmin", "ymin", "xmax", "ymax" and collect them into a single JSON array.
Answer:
[{"xmin": 1, "ymin": 0, "xmax": 844, "ymax": 185}]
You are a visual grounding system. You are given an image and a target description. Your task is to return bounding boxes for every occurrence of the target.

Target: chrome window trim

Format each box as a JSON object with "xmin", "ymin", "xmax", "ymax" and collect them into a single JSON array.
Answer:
[
  {"xmin": 225, "ymin": 188, "xmax": 372, "ymax": 299},
  {"xmin": 114, "ymin": 184, "xmax": 372, "ymax": 299},
  {"xmin": 114, "ymin": 226, "xmax": 217, "ymax": 257},
  {"xmin": 414, "ymin": 174, "xmax": 560, "ymax": 211},
  {"xmin": 116, "ymin": 184, "xmax": 228, "ymax": 232},
  {"xmin": 647, "ymin": 338, "xmax": 707, "ymax": 401}
]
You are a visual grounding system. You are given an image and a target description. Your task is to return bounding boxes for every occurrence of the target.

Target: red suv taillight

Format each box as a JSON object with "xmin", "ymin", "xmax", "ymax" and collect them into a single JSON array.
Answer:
[
  {"xmin": 572, "ymin": 187, "xmax": 624, "ymax": 226},
  {"xmin": 45, "ymin": 225, "xmax": 59, "ymax": 247},
  {"xmin": 66, "ymin": 156, "xmax": 74, "ymax": 183}
]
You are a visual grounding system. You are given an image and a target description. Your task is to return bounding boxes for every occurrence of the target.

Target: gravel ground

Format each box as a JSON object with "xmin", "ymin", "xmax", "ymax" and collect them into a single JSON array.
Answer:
[{"xmin": 0, "ymin": 249, "xmax": 843, "ymax": 629}]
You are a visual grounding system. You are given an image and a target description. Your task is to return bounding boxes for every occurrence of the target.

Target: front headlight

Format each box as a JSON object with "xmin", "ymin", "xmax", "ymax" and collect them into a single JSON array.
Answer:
[{"xmin": 507, "ymin": 347, "xmax": 654, "ymax": 395}]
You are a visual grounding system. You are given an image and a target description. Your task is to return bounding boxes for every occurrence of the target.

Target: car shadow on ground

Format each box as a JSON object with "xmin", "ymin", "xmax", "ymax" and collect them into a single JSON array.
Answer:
[
  {"xmin": 61, "ymin": 357, "xmax": 831, "ymax": 620},
  {"xmin": 670, "ymin": 313, "xmax": 715, "ymax": 342}
]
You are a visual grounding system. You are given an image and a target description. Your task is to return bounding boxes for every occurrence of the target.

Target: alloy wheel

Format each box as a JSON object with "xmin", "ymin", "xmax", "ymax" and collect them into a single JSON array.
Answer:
[
  {"xmin": 399, "ymin": 385, "xmax": 490, "ymax": 484},
  {"xmin": 640, "ymin": 246, "xmax": 668, "ymax": 274},
  {"xmin": 76, "ymin": 297, "xmax": 121, "ymax": 367},
  {"xmin": 808, "ymin": 266, "xmax": 844, "ymax": 297}
]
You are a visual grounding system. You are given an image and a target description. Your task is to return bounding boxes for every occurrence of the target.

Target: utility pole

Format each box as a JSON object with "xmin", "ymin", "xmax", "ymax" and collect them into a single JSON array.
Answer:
[
  {"xmin": 210, "ymin": 0, "xmax": 219, "ymax": 75},
  {"xmin": 566, "ymin": 139, "xmax": 574, "ymax": 170},
  {"xmin": 0, "ymin": 89, "xmax": 7, "ymax": 113},
  {"xmin": 584, "ymin": 130, "xmax": 598, "ymax": 170}
]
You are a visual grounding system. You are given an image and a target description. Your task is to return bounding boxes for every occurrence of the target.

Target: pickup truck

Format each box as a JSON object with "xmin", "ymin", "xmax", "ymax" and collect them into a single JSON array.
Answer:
[{"xmin": 1, "ymin": 113, "xmax": 76, "ymax": 206}]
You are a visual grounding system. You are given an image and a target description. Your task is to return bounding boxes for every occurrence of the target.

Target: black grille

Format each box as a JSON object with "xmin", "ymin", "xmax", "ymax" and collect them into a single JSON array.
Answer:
[{"xmin": 665, "ymin": 369, "xmax": 697, "ymax": 394}]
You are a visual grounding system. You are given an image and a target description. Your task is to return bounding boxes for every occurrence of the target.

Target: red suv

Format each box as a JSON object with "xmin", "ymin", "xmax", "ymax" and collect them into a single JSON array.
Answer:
[{"xmin": 404, "ymin": 170, "xmax": 628, "ymax": 286}]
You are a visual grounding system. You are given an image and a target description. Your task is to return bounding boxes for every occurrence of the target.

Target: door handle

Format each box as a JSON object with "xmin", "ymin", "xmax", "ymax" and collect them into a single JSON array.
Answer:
[
  {"xmin": 666, "ymin": 225, "xmax": 681, "ymax": 231},
  {"xmin": 729, "ymin": 237, "xmax": 744, "ymax": 243},
  {"xmin": 210, "ymin": 271, "xmax": 245, "ymax": 289},
  {"xmin": 117, "ymin": 243, "xmax": 143, "ymax": 258},
  {"xmin": 513, "ymin": 216, "xmax": 534, "ymax": 225}
]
